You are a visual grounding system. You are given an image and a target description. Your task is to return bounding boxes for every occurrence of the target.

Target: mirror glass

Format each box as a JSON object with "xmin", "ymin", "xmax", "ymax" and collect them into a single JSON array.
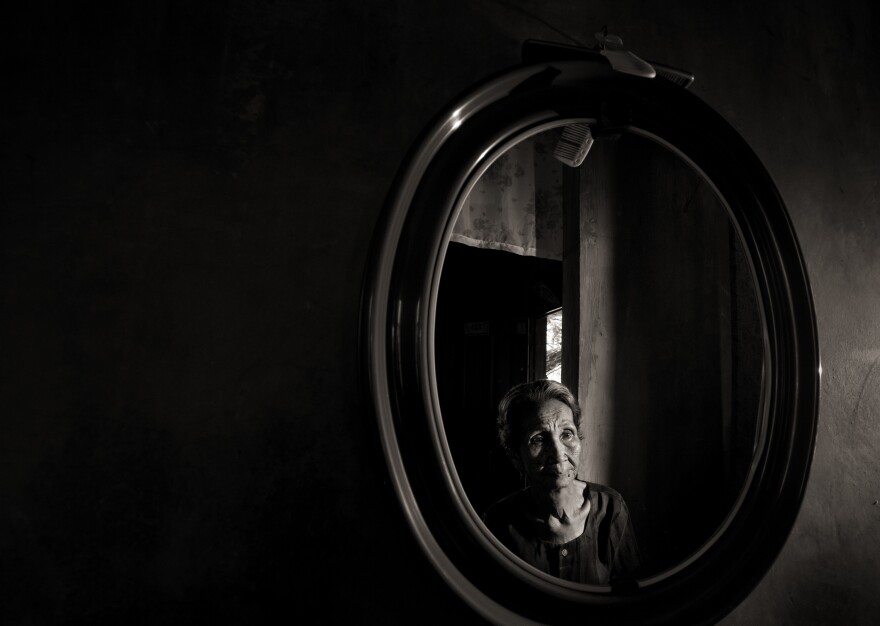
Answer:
[{"xmin": 435, "ymin": 127, "xmax": 766, "ymax": 579}]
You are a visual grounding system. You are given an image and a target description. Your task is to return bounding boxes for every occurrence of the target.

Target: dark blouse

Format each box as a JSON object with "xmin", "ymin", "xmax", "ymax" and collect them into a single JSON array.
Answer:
[{"xmin": 482, "ymin": 482, "xmax": 641, "ymax": 585}]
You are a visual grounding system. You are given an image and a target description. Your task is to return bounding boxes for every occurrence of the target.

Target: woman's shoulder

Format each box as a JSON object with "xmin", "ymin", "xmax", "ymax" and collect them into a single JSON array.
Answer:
[
  {"xmin": 583, "ymin": 481, "xmax": 631, "ymax": 516},
  {"xmin": 584, "ymin": 481, "xmax": 626, "ymax": 501},
  {"xmin": 482, "ymin": 487, "xmax": 530, "ymax": 526},
  {"xmin": 484, "ymin": 486, "xmax": 531, "ymax": 513}
]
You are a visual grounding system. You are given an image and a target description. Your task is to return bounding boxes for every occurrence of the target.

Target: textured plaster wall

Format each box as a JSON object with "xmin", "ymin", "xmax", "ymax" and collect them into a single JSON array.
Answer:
[{"xmin": 1, "ymin": 1, "xmax": 878, "ymax": 624}]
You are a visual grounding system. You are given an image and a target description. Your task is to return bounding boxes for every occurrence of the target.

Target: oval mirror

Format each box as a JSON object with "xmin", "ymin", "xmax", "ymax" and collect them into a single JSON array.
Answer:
[
  {"xmin": 437, "ymin": 127, "xmax": 766, "ymax": 581},
  {"xmin": 363, "ymin": 39, "xmax": 819, "ymax": 625}
]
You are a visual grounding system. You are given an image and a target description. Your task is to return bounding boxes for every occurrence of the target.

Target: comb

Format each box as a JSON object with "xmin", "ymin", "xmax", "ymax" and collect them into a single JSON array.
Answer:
[{"xmin": 553, "ymin": 123, "xmax": 594, "ymax": 167}]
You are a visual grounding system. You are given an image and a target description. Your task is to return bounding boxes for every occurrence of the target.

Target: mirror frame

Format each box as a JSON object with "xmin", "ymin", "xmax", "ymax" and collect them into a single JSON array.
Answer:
[{"xmin": 361, "ymin": 43, "xmax": 819, "ymax": 625}]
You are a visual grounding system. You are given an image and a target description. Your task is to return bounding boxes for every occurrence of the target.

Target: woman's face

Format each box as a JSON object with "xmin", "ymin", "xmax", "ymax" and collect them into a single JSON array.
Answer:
[{"xmin": 516, "ymin": 398, "xmax": 581, "ymax": 491}]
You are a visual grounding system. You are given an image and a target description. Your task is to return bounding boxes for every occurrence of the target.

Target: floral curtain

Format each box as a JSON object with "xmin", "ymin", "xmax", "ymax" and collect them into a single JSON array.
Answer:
[{"xmin": 451, "ymin": 134, "xmax": 564, "ymax": 261}]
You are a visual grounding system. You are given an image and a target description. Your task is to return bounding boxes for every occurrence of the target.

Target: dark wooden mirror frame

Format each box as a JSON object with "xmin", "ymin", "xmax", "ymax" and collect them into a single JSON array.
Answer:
[{"xmin": 361, "ymin": 42, "xmax": 820, "ymax": 625}]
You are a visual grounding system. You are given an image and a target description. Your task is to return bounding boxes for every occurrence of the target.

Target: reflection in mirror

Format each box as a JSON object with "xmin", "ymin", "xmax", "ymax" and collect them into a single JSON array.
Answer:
[{"xmin": 435, "ymin": 127, "xmax": 764, "ymax": 580}]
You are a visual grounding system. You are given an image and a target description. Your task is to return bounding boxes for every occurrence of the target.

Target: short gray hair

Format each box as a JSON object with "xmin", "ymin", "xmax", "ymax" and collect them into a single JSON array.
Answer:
[{"xmin": 496, "ymin": 379, "xmax": 582, "ymax": 456}]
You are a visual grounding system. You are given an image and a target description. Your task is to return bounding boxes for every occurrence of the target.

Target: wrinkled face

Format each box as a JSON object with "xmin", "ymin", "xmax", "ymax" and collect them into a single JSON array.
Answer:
[{"xmin": 515, "ymin": 398, "xmax": 581, "ymax": 491}]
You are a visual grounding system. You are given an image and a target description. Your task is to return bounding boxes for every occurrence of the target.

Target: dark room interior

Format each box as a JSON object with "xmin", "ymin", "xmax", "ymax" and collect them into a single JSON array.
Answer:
[{"xmin": 2, "ymin": 1, "xmax": 879, "ymax": 624}]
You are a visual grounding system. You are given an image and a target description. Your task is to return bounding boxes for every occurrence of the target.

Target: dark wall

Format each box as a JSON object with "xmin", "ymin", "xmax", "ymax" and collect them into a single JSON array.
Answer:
[{"xmin": 2, "ymin": 1, "xmax": 878, "ymax": 624}]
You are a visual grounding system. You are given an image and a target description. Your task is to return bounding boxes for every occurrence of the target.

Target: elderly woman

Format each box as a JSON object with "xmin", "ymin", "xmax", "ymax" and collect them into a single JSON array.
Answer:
[{"xmin": 482, "ymin": 379, "xmax": 641, "ymax": 585}]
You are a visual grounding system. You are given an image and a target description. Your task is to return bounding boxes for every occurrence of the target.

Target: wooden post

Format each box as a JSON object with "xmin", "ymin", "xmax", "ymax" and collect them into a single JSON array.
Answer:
[{"xmin": 561, "ymin": 164, "xmax": 581, "ymax": 397}]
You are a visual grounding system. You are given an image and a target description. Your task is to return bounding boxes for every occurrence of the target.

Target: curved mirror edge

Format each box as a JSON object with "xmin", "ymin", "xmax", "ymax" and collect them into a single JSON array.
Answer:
[
  {"xmin": 362, "ymin": 59, "xmax": 820, "ymax": 625},
  {"xmin": 428, "ymin": 123, "xmax": 772, "ymax": 590}
]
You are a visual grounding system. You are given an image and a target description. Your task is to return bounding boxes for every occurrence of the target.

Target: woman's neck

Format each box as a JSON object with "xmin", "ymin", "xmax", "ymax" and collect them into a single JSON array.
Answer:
[{"xmin": 528, "ymin": 480, "xmax": 590, "ymax": 543}]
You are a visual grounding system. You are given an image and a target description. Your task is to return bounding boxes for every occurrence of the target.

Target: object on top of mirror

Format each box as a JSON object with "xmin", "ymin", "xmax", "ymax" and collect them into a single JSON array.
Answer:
[{"xmin": 595, "ymin": 31, "xmax": 656, "ymax": 78}]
